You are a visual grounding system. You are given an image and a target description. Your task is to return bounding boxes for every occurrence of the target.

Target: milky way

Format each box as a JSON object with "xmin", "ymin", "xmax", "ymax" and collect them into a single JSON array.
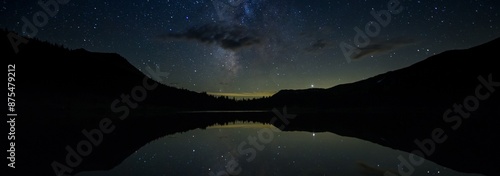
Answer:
[{"xmin": 1, "ymin": 0, "xmax": 499, "ymax": 97}]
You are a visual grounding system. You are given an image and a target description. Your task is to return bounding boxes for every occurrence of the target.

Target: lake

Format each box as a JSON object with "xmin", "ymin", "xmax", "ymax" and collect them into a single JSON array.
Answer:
[{"xmin": 75, "ymin": 121, "xmax": 484, "ymax": 176}]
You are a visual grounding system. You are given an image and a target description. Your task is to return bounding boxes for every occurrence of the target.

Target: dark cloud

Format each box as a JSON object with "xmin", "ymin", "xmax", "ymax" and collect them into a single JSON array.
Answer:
[
  {"xmin": 300, "ymin": 27, "xmax": 337, "ymax": 53},
  {"xmin": 305, "ymin": 39, "xmax": 328, "ymax": 52},
  {"xmin": 352, "ymin": 38, "xmax": 416, "ymax": 59},
  {"xmin": 158, "ymin": 23, "xmax": 261, "ymax": 51}
]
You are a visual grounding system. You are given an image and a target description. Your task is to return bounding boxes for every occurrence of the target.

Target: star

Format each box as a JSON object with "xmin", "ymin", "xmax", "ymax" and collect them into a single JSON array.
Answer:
[{"xmin": 2, "ymin": 0, "xmax": 497, "ymax": 98}]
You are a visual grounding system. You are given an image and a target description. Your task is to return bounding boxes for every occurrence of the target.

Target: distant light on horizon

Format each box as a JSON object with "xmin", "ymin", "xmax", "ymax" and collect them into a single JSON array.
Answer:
[
  {"xmin": 2, "ymin": 0, "xmax": 497, "ymax": 94},
  {"xmin": 207, "ymin": 92, "xmax": 276, "ymax": 99}
]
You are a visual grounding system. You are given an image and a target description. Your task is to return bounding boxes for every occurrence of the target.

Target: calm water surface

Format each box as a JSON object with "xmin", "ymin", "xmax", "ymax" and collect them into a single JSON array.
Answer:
[{"xmin": 76, "ymin": 121, "xmax": 484, "ymax": 176}]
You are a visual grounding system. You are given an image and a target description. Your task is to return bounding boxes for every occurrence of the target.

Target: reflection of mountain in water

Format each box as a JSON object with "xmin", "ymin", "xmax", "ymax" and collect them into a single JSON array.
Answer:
[
  {"xmin": 2, "ymin": 29, "xmax": 499, "ymax": 176},
  {"xmin": 76, "ymin": 122, "xmax": 483, "ymax": 176},
  {"xmin": 357, "ymin": 161, "xmax": 400, "ymax": 176}
]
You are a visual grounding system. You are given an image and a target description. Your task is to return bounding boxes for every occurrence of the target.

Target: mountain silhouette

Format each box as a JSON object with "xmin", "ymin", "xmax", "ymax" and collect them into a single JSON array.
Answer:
[
  {"xmin": 2, "ymin": 29, "xmax": 252, "ymax": 176},
  {"xmin": 271, "ymin": 38, "xmax": 499, "ymax": 109},
  {"xmin": 2, "ymin": 28, "xmax": 499, "ymax": 176},
  {"xmin": 267, "ymin": 37, "xmax": 500, "ymax": 176}
]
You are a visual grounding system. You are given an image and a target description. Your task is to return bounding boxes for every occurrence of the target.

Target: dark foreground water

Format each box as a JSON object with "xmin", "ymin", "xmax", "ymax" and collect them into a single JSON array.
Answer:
[{"xmin": 76, "ymin": 121, "xmax": 484, "ymax": 176}]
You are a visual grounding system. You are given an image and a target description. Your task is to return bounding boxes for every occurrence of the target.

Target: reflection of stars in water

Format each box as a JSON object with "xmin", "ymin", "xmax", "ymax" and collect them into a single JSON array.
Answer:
[
  {"xmin": 137, "ymin": 152, "xmax": 157, "ymax": 164},
  {"xmin": 427, "ymin": 170, "xmax": 441, "ymax": 174}
]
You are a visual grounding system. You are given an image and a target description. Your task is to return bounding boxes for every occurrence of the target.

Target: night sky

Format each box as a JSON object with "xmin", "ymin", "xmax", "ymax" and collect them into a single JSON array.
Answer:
[{"xmin": 2, "ymin": 0, "xmax": 499, "ymax": 98}]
